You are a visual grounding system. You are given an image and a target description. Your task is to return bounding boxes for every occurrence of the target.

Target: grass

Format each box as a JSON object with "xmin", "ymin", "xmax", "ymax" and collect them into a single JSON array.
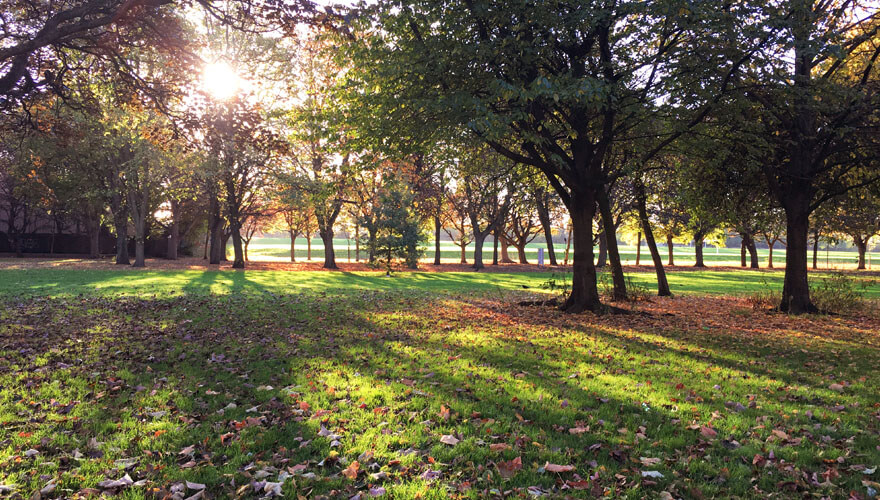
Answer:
[
  {"xmin": 246, "ymin": 236, "xmax": 880, "ymax": 268},
  {"xmin": 1, "ymin": 267, "xmax": 879, "ymax": 300},
  {"xmin": 1, "ymin": 268, "xmax": 879, "ymax": 499}
]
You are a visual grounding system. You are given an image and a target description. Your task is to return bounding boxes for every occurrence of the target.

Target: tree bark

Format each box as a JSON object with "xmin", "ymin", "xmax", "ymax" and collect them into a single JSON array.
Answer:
[
  {"xmin": 306, "ymin": 232, "xmax": 312, "ymax": 261},
  {"xmin": 433, "ymin": 213, "xmax": 442, "ymax": 266},
  {"xmin": 767, "ymin": 238, "xmax": 774, "ymax": 269},
  {"xmin": 596, "ymin": 187, "xmax": 625, "ymax": 300},
  {"xmin": 459, "ymin": 244, "xmax": 467, "ymax": 264},
  {"xmin": 779, "ymin": 202, "xmax": 817, "ymax": 313},
  {"xmin": 596, "ymin": 231, "xmax": 607, "ymax": 268},
  {"xmin": 111, "ymin": 192, "xmax": 129, "ymax": 265},
  {"xmin": 209, "ymin": 194, "xmax": 222, "ymax": 265},
  {"xmin": 636, "ymin": 189, "xmax": 670, "ymax": 296},
  {"xmin": 516, "ymin": 244, "xmax": 528, "ymax": 264},
  {"xmin": 745, "ymin": 234, "xmax": 759, "ymax": 269},
  {"xmin": 167, "ymin": 198, "xmax": 179, "ymax": 260},
  {"xmin": 472, "ymin": 233, "xmax": 486, "ymax": 270},
  {"xmin": 132, "ymin": 215, "xmax": 145, "ymax": 268},
  {"xmin": 562, "ymin": 192, "xmax": 603, "ymax": 313},
  {"xmin": 666, "ymin": 233, "xmax": 674, "ymax": 266},
  {"xmin": 535, "ymin": 193, "xmax": 558, "ymax": 265},
  {"xmin": 636, "ymin": 231, "xmax": 641, "ymax": 265},
  {"xmin": 220, "ymin": 232, "xmax": 230, "ymax": 262},
  {"xmin": 694, "ymin": 236, "xmax": 705, "ymax": 267},
  {"xmin": 499, "ymin": 234, "xmax": 514, "ymax": 263},
  {"xmin": 293, "ymin": 233, "xmax": 302, "ymax": 262},
  {"xmin": 740, "ymin": 239, "xmax": 747, "ymax": 267},
  {"xmin": 320, "ymin": 226, "xmax": 337, "ymax": 269},
  {"xmin": 492, "ymin": 230, "xmax": 499, "ymax": 265},
  {"xmin": 115, "ymin": 221, "xmax": 129, "ymax": 265},
  {"xmin": 855, "ymin": 238, "xmax": 867, "ymax": 270},
  {"xmin": 812, "ymin": 229, "xmax": 819, "ymax": 270}
]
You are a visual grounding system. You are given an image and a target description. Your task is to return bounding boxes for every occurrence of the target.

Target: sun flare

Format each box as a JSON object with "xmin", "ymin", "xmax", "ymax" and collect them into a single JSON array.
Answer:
[{"xmin": 202, "ymin": 61, "xmax": 241, "ymax": 100}]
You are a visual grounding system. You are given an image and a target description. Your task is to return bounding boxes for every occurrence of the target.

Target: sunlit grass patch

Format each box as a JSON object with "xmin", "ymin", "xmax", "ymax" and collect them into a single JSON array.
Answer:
[{"xmin": 0, "ymin": 290, "xmax": 878, "ymax": 498}]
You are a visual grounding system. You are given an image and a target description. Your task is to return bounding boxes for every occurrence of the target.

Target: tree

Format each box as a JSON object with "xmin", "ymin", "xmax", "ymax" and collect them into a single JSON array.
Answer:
[
  {"xmin": 457, "ymin": 150, "xmax": 513, "ymax": 271},
  {"xmin": 830, "ymin": 186, "xmax": 880, "ymax": 270},
  {"xmin": 368, "ymin": 179, "xmax": 426, "ymax": 272},
  {"xmin": 441, "ymin": 187, "xmax": 473, "ymax": 265},
  {"xmin": 724, "ymin": 2, "xmax": 880, "ymax": 312},
  {"xmin": 339, "ymin": 0, "xmax": 746, "ymax": 312},
  {"xmin": 754, "ymin": 209, "xmax": 787, "ymax": 269}
]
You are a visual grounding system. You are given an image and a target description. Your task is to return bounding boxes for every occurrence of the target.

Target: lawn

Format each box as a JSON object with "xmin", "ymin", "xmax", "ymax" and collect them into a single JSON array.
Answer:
[
  {"xmin": 1, "ymin": 267, "xmax": 880, "ymax": 300},
  {"xmin": 245, "ymin": 236, "xmax": 880, "ymax": 269},
  {"xmin": 1, "ymin": 269, "xmax": 879, "ymax": 499}
]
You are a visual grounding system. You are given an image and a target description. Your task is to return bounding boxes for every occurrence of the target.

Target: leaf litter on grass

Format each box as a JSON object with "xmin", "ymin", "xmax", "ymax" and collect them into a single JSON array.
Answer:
[{"xmin": 0, "ymin": 291, "xmax": 877, "ymax": 499}]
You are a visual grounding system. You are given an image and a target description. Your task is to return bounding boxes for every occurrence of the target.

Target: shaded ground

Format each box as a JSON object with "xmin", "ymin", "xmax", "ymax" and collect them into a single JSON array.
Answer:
[{"xmin": 1, "ymin": 290, "xmax": 878, "ymax": 499}]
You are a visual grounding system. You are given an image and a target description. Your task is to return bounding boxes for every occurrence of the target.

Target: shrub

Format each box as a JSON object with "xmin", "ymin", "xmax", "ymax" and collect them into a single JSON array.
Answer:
[
  {"xmin": 541, "ymin": 271, "xmax": 571, "ymax": 301},
  {"xmin": 810, "ymin": 273, "xmax": 867, "ymax": 314}
]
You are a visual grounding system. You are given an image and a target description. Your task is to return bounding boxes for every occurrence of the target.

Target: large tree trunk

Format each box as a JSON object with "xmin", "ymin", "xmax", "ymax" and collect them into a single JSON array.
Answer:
[
  {"xmin": 636, "ymin": 190, "xmax": 670, "ymax": 296},
  {"xmin": 767, "ymin": 239, "xmax": 774, "ymax": 269},
  {"xmin": 111, "ymin": 194, "xmax": 129, "ymax": 265},
  {"xmin": 167, "ymin": 199, "xmax": 180, "ymax": 260},
  {"xmin": 636, "ymin": 231, "xmax": 641, "ymax": 265},
  {"xmin": 740, "ymin": 239, "xmax": 747, "ymax": 267},
  {"xmin": 209, "ymin": 194, "xmax": 223, "ymax": 265},
  {"xmin": 492, "ymin": 230, "xmax": 499, "ymax": 265},
  {"xmin": 596, "ymin": 188, "xmax": 626, "ymax": 300},
  {"xmin": 132, "ymin": 214, "xmax": 145, "ymax": 268},
  {"xmin": 115, "ymin": 222, "xmax": 129, "ymax": 265},
  {"xmin": 855, "ymin": 237, "xmax": 867, "ymax": 270},
  {"xmin": 666, "ymin": 233, "xmax": 674, "ymax": 266},
  {"xmin": 499, "ymin": 234, "xmax": 514, "ymax": 263},
  {"xmin": 535, "ymin": 193, "xmax": 558, "ymax": 265},
  {"xmin": 230, "ymin": 226, "xmax": 245, "ymax": 269},
  {"xmin": 367, "ymin": 227, "xmax": 377, "ymax": 263},
  {"xmin": 472, "ymin": 233, "xmax": 487, "ymax": 270},
  {"xmin": 306, "ymin": 232, "xmax": 312, "ymax": 261},
  {"xmin": 779, "ymin": 201, "xmax": 817, "ymax": 313},
  {"xmin": 596, "ymin": 231, "xmax": 607, "ymax": 268},
  {"xmin": 516, "ymin": 243, "xmax": 528, "ymax": 264},
  {"xmin": 289, "ymin": 231, "xmax": 297, "ymax": 262},
  {"xmin": 694, "ymin": 235, "xmax": 705, "ymax": 268},
  {"xmin": 433, "ymin": 213, "xmax": 442, "ymax": 266},
  {"xmin": 459, "ymin": 243, "xmax": 467, "ymax": 264},
  {"xmin": 745, "ymin": 234, "xmax": 759, "ymax": 269},
  {"xmin": 320, "ymin": 226, "xmax": 337, "ymax": 269},
  {"xmin": 220, "ymin": 232, "xmax": 230, "ymax": 262},
  {"xmin": 562, "ymin": 192, "xmax": 603, "ymax": 313},
  {"xmin": 812, "ymin": 229, "xmax": 819, "ymax": 270}
]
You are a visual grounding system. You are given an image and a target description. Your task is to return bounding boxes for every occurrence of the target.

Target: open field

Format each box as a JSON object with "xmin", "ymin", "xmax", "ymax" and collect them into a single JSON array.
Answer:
[
  {"xmin": 1, "ymin": 265, "xmax": 880, "ymax": 499},
  {"xmin": 1, "ymin": 263, "xmax": 880, "ymax": 299},
  {"xmin": 0, "ymin": 267, "xmax": 878, "ymax": 499},
  {"xmin": 243, "ymin": 237, "xmax": 880, "ymax": 270}
]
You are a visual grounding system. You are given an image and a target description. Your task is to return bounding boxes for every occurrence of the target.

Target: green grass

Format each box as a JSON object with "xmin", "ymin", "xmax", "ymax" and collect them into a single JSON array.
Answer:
[
  {"xmin": 1, "ymin": 268, "xmax": 879, "ymax": 498},
  {"xmin": 1, "ymin": 267, "xmax": 879, "ymax": 299},
  {"xmin": 247, "ymin": 236, "xmax": 880, "ymax": 267}
]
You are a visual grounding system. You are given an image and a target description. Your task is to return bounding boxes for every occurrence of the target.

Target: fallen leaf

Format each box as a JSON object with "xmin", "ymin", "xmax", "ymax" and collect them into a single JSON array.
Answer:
[
  {"xmin": 439, "ymin": 435, "xmax": 459, "ymax": 446},
  {"xmin": 544, "ymin": 463, "xmax": 575, "ymax": 473},
  {"xmin": 496, "ymin": 456, "xmax": 522, "ymax": 479},
  {"xmin": 342, "ymin": 460, "xmax": 359, "ymax": 480}
]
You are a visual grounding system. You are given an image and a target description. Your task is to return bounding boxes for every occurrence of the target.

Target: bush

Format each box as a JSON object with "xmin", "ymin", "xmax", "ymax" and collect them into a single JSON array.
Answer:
[
  {"xmin": 810, "ymin": 273, "xmax": 867, "ymax": 314},
  {"xmin": 599, "ymin": 273, "xmax": 651, "ymax": 302},
  {"xmin": 745, "ymin": 275, "xmax": 779, "ymax": 310},
  {"xmin": 541, "ymin": 271, "xmax": 571, "ymax": 301}
]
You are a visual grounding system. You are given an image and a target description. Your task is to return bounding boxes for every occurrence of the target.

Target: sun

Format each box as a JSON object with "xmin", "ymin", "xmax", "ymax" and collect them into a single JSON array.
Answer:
[{"xmin": 202, "ymin": 61, "xmax": 241, "ymax": 100}]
